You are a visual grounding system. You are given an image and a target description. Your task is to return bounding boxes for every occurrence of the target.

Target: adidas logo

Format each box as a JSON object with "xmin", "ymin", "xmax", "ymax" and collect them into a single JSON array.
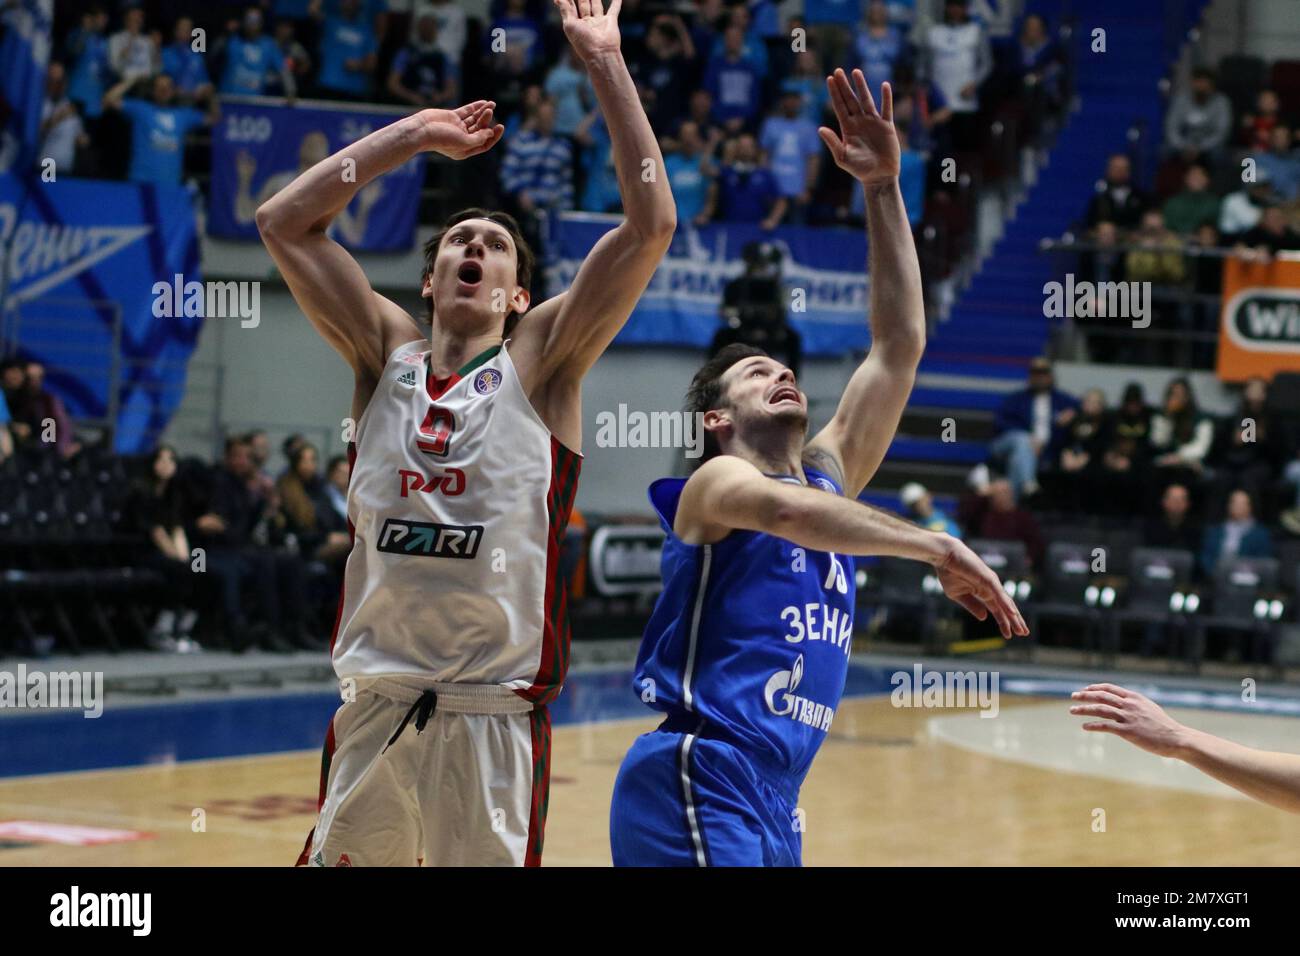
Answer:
[{"xmin": 397, "ymin": 369, "xmax": 418, "ymax": 388}]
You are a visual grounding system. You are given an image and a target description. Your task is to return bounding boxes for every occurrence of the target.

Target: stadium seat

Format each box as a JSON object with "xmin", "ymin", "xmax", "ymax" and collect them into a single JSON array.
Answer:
[
  {"xmin": 1106, "ymin": 548, "xmax": 1195, "ymax": 668},
  {"xmin": 1189, "ymin": 557, "xmax": 1282, "ymax": 673}
]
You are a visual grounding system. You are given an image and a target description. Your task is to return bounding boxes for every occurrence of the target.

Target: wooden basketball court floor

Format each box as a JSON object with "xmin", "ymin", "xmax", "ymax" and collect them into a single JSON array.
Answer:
[{"xmin": 2, "ymin": 664, "xmax": 1298, "ymax": 865}]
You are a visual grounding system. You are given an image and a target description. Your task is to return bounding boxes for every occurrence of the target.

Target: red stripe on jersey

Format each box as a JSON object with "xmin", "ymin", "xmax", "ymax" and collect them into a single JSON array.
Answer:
[
  {"xmin": 327, "ymin": 441, "xmax": 359, "ymax": 656},
  {"xmin": 524, "ymin": 706, "xmax": 551, "ymax": 867},
  {"xmin": 517, "ymin": 436, "xmax": 581, "ymax": 705},
  {"xmin": 294, "ymin": 713, "xmax": 338, "ymax": 866}
]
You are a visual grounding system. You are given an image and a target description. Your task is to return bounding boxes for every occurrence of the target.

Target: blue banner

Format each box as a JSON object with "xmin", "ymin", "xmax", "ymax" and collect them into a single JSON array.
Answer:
[
  {"xmin": 0, "ymin": 0, "xmax": 53, "ymax": 173},
  {"xmin": 0, "ymin": 174, "xmax": 201, "ymax": 453},
  {"xmin": 545, "ymin": 213, "xmax": 871, "ymax": 356},
  {"xmin": 209, "ymin": 100, "xmax": 425, "ymax": 251}
]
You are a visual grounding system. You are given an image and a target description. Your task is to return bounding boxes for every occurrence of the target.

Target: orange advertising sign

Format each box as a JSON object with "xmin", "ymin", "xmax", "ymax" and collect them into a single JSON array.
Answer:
[{"xmin": 1217, "ymin": 254, "xmax": 1300, "ymax": 381}]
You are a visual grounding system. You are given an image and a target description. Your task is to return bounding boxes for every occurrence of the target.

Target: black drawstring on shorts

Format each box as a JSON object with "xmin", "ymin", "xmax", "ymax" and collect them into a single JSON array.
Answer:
[{"xmin": 382, "ymin": 689, "xmax": 438, "ymax": 754}]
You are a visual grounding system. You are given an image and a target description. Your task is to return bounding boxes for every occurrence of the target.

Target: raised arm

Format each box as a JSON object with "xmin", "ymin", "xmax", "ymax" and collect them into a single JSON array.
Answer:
[
  {"xmin": 804, "ymin": 70, "xmax": 924, "ymax": 497},
  {"xmin": 1072, "ymin": 683, "xmax": 1300, "ymax": 814},
  {"xmin": 254, "ymin": 103, "xmax": 503, "ymax": 388},
  {"xmin": 512, "ymin": 0, "xmax": 677, "ymax": 387},
  {"xmin": 677, "ymin": 456, "xmax": 1028, "ymax": 638}
]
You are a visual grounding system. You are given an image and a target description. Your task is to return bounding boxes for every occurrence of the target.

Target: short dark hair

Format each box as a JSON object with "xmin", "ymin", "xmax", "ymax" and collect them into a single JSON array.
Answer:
[
  {"xmin": 685, "ymin": 343, "xmax": 768, "ymax": 466},
  {"xmin": 421, "ymin": 208, "xmax": 535, "ymax": 336},
  {"xmin": 326, "ymin": 454, "xmax": 349, "ymax": 476}
]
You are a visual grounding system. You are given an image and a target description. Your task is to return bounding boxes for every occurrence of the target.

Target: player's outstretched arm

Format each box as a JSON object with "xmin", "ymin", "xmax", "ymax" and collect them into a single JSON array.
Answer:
[
  {"xmin": 255, "ymin": 103, "xmax": 504, "ymax": 382},
  {"xmin": 1071, "ymin": 684, "xmax": 1300, "ymax": 813},
  {"xmin": 513, "ymin": 0, "xmax": 677, "ymax": 388},
  {"xmin": 677, "ymin": 456, "xmax": 1029, "ymax": 638},
  {"xmin": 804, "ymin": 70, "xmax": 924, "ymax": 498}
]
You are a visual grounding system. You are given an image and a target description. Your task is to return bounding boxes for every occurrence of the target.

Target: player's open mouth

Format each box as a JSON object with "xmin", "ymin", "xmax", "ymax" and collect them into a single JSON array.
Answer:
[
  {"xmin": 769, "ymin": 386, "xmax": 801, "ymax": 407},
  {"xmin": 456, "ymin": 261, "xmax": 483, "ymax": 289}
]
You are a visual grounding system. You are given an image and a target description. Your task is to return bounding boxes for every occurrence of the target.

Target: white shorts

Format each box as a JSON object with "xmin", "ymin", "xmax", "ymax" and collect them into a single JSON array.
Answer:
[{"xmin": 297, "ymin": 679, "xmax": 552, "ymax": 867}]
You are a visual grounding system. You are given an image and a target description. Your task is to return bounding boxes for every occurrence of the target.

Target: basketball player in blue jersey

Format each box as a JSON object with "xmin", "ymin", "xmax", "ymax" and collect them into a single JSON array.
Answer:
[
  {"xmin": 257, "ymin": 0, "xmax": 676, "ymax": 866},
  {"xmin": 609, "ymin": 69, "xmax": 1030, "ymax": 866}
]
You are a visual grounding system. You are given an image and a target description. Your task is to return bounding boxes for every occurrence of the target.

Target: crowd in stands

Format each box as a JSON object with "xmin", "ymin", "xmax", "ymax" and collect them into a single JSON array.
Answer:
[
  {"xmin": 1073, "ymin": 64, "xmax": 1300, "ymax": 366},
  {"xmin": 897, "ymin": 358, "xmax": 1300, "ymax": 587},
  {"xmin": 33, "ymin": 0, "xmax": 1070, "ymax": 263}
]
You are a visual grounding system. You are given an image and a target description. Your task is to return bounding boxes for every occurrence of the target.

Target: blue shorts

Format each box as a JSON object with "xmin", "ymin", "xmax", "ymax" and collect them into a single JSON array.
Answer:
[{"xmin": 609, "ymin": 719, "xmax": 802, "ymax": 867}]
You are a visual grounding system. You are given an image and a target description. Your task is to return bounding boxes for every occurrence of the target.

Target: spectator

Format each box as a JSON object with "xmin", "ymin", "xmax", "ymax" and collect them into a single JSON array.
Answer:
[
  {"xmin": 39, "ymin": 64, "xmax": 88, "ymax": 176},
  {"xmin": 108, "ymin": 6, "xmax": 160, "ymax": 85},
  {"xmin": 388, "ymin": 13, "xmax": 456, "ymax": 108},
  {"xmin": 900, "ymin": 481, "xmax": 961, "ymax": 537},
  {"xmin": 0, "ymin": 360, "xmax": 24, "ymax": 419},
  {"xmin": 500, "ymin": 96, "xmax": 575, "ymax": 226},
  {"xmin": 316, "ymin": 0, "xmax": 380, "ymax": 99},
  {"xmin": 1085, "ymin": 154, "xmax": 1147, "ymax": 230},
  {"xmin": 411, "ymin": 0, "xmax": 467, "ymax": 69},
  {"xmin": 544, "ymin": 46, "xmax": 593, "ymax": 139},
  {"xmin": 1254, "ymin": 125, "xmax": 1300, "ymax": 202},
  {"xmin": 161, "ymin": 16, "xmax": 213, "ymax": 106},
  {"xmin": 244, "ymin": 429, "xmax": 277, "ymax": 505},
  {"xmin": 1096, "ymin": 381, "xmax": 1153, "ymax": 516},
  {"xmin": 193, "ymin": 437, "xmax": 311, "ymax": 653},
  {"xmin": 102, "ymin": 73, "xmax": 210, "ymax": 186},
  {"xmin": 218, "ymin": 7, "xmax": 290, "ymax": 97},
  {"xmin": 1144, "ymin": 482, "xmax": 1201, "ymax": 552},
  {"xmin": 502, "ymin": 83, "xmax": 543, "ymax": 139},
  {"xmin": 1281, "ymin": 449, "xmax": 1300, "ymax": 536},
  {"xmin": 1209, "ymin": 376, "xmax": 1282, "ymax": 510},
  {"xmin": 8, "ymin": 361, "xmax": 77, "ymax": 459},
  {"xmin": 803, "ymin": 0, "xmax": 863, "ymax": 71},
  {"xmin": 716, "ymin": 132, "xmax": 785, "ymax": 228},
  {"xmin": 989, "ymin": 356, "xmax": 1079, "ymax": 501},
  {"xmin": 703, "ymin": 23, "xmax": 766, "ymax": 134},
  {"xmin": 759, "ymin": 89, "xmax": 822, "ymax": 225},
  {"xmin": 272, "ymin": 20, "xmax": 313, "ymax": 96},
  {"xmin": 0, "ymin": 389, "xmax": 11, "ymax": 464},
  {"xmin": 856, "ymin": 1, "xmax": 909, "ymax": 99},
  {"xmin": 676, "ymin": 88, "xmax": 727, "ymax": 151},
  {"xmin": 1239, "ymin": 88, "xmax": 1282, "ymax": 152},
  {"xmin": 665, "ymin": 119, "xmax": 720, "ymax": 227},
  {"xmin": 574, "ymin": 110, "xmax": 619, "ymax": 213},
  {"xmin": 1011, "ymin": 13, "xmax": 1062, "ymax": 116},
  {"xmin": 1052, "ymin": 387, "xmax": 1108, "ymax": 512},
  {"xmin": 1219, "ymin": 168, "xmax": 1276, "ymax": 237},
  {"xmin": 1124, "ymin": 209, "xmax": 1185, "ymax": 286},
  {"xmin": 630, "ymin": 14, "xmax": 696, "ymax": 137},
  {"xmin": 277, "ymin": 442, "xmax": 350, "ymax": 564},
  {"xmin": 1164, "ymin": 67, "xmax": 1232, "ymax": 165},
  {"xmin": 485, "ymin": 0, "xmax": 544, "ymax": 80},
  {"xmin": 783, "ymin": 50, "xmax": 832, "ymax": 129},
  {"xmin": 705, "ymin": 5, "xmax": 769, "ymax": 76},
  {"xmin": 1200, "ymin": 488, "xmax": 1273, "ymax": 578},
  {"xmin": 923, "ymin": 0, "xmax": 991, "ymax": 151},
  {"xmin": 1236, "ymin": 206, "xmax": 1300, "ymax": 257},
  {"xmin": 1150, "ymin": 376, "xmax": 1214, "ymax": 494},
  {"xmin": 280, "ymin": 433, "xmax": 308, "ymax": 476},
  {"xmin": 126, "ymin": 445, "xmax": 201, "ymax": 653},
  {"xmin": 888, "ymin": 61, "xmax": 952, "ymax": 159},
  {"xmin": 318, "ymin": 453, "xmax": 351, "ymax": 537},
  {"xmin": 1162, "ymin": 164, "xmax": 1220, "ymax": 236},
  {"xmin": 957, "ymin": 473, "xmax": 1045, "ymax": 569},
  {"xmin": 65, "ymin": 6, "xmax": 112, "ymax": 123}
]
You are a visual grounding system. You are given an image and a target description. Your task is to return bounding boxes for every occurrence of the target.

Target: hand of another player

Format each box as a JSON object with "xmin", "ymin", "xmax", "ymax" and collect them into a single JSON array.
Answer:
[
  {"xmin": 818, "ymin": 69, "xmax": 900, "ymax": 187},
  {"xmin": 932, "ymin": 535, "xmax": 1029, "ymax": 639},
  {"xmin": 554, "ymin": 0, "xmax": 623, "ymax": 62},
  {"xmin": 1070, "ymin": 683, "xmax": 1189, "ymax": 758},
  {"xmin": 417, "ymin": 100, "xmax": 503, "ymax": 160}
]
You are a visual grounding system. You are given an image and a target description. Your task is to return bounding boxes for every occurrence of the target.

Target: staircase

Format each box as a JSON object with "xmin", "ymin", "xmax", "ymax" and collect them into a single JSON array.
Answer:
[{"xmin": 873, "ymin": 0, "xmax": 1212, "ymax": 512}]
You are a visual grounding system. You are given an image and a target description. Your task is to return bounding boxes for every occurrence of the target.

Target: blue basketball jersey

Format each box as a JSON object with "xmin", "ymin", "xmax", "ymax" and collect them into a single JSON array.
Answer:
[{"xmin": 633, "ymin": 466, "xmax": 855, "ymax": 786}]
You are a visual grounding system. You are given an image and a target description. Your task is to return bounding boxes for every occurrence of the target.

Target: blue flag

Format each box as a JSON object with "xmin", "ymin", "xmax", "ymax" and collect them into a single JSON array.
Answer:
[
  {"xmin": 209, "ymin": 99, "xmax": 425, "ymax": 251},
  {"xmin": 0, "ymin": 0, "xmax": 54, "ymax": 173},
  {"xmin": 546, "ymin": 213, "xmax": 870, "ymax": 356},
  {"xmin": 0, "ymin": 173, "xmax": 202, "ymax": 453}
]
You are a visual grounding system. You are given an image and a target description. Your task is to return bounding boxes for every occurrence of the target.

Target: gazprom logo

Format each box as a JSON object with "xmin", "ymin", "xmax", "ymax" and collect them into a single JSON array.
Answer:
[
  {"xmin": 1223, "ymin": 287, "xmax": 1300, "ymax": 354},
  {"xmin": 764, "ymin": 654, "xmax": 804, "ymax": 717}
]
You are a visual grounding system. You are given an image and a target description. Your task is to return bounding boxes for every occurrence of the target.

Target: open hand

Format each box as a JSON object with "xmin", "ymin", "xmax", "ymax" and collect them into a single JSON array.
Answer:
[
  {"xmin": 555, "ymin": 0, "xmax": 622, "ymax": 62},
  {"xmin": 418, "ymin": 100, "xmax": 504, "ymax": 160},
  {"xmin": 932, "ymin": 535, "xmax": 1029, "ymax": 639},
  {"xmin": 818, "ymin": 68, "xmax": 900, "ymax": 187},
  {"xmin": 1070, "ymin": 683, "xmax": 1189, "ymax": 757}
]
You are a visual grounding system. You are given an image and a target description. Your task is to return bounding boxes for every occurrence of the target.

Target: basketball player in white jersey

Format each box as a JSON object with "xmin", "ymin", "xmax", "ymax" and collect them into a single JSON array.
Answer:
[{"xmin": 256, "ymin": 0, "xmax": 675, "ymax": 866}]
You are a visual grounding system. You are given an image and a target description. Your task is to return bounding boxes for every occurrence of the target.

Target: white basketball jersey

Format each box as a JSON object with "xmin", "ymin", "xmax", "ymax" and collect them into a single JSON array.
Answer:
[{"xmin": 331, "ymin": 339, "xmax": 581, "ymax": 704}]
